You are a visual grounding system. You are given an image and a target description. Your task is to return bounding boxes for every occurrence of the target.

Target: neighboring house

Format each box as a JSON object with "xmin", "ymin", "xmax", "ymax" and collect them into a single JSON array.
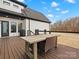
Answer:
[{"xmin": 0, "ymin": 0, "xmax": 51, "ymax": 38}]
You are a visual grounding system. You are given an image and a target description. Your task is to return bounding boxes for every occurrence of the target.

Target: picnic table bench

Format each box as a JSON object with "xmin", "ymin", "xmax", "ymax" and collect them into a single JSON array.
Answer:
[{"xmin": 21, "ymin": 34, "xmax": 57, "ymax": 59}]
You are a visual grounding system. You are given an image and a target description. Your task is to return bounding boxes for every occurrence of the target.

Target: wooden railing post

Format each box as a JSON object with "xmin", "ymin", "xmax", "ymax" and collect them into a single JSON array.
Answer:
[
  {"xmin": 49, "ymin": 31, "xmax": 51, "ymax": 34},
  {"xmin": 35, "ymin": 29, "xmax": 39, "ymax": 35},
  {"xmin": 44, "ymin": 29, "xmax": 46, "ymax": 34}
]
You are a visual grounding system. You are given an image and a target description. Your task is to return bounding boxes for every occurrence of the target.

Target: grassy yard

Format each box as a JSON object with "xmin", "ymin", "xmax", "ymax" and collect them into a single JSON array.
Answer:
[{"xmin": 56, "ymin": 33, "xmax": 79, "ymax": 49}]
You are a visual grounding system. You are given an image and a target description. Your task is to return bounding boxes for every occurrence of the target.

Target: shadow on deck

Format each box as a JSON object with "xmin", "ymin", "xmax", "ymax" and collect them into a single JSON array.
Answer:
[
  {"xmin": 0, "ymin": 37, "xmax": 79, "ymax": 59},
  {"xmin": 46, "ymin": 44, "xmax": 79, "ymax": 59}
]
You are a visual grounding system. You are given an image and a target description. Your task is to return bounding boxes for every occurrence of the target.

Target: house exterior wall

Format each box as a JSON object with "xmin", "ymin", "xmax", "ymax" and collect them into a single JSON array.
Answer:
[
  {"xmin": 0, "ymin": 0, "xmax": 24, "ymax": 13},
  {"xmin": 0, "ymin": 17, "xmax": 50, "ymax": 37},
  {"xmin": 0, "ymin": 17, "xmax": 24, "ymax": 37},
  {"xmin": 30, "ymin": 20, "xmax": 50, "ymax": 32},
  {"xmin": 25, "ymin": 19, "xmax": 50, "ymax": 35}
]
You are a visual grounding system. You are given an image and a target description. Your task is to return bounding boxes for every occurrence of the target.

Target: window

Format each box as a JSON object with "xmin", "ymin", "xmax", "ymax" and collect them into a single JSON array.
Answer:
[
  {"xmin": 3, "ymin": 1, "xmax": 10, "ymax": 6},
  {"xmin": 11, "ymin": 22, "xmax": 16, "ymax": 32},
  {"xmin": 13, "ymin": 4, "xmax": 19, "ymax": 8},
  {"xmin": 18, "ymin": 23, "xmax": 22, "ymax": 32}
]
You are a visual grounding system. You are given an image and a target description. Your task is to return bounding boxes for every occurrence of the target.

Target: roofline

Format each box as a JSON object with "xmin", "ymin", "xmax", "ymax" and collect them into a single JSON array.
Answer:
[
  {"xmin": 26, "ymin": 17, "xmax": 51, "ymax": 23},
  {"xmin": 22, "ymin": 8, "xmax": 51, "ymax": 23},
  {"xmin": 9, "ymin": 0, "xmax": 27, "ymax": 7},
  {"xmin": 0, "ymin": 9, "xmax": 51, "ymax": 23}
]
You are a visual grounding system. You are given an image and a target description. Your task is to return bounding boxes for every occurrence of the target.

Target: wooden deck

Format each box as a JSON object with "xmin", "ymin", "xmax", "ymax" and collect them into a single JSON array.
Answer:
[
  {"xmin": 0, "ymin": 35, "xmax": 79, "ymax": 59},
  {"xmin": 0, "ymin": 37, "xmax": 29, "ymax": 59}
]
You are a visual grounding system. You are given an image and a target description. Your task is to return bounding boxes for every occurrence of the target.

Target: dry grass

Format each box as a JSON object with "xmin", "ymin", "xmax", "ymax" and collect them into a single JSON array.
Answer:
[{"xmin": 55, "ymin": 33, "xmax": 79, "ymax": 49}]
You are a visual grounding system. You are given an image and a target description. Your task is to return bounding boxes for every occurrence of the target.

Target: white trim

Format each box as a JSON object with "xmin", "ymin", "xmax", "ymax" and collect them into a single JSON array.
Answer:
[{"xmin": 0, "ymin": 17, "xmax": 23, "ymax": 37}]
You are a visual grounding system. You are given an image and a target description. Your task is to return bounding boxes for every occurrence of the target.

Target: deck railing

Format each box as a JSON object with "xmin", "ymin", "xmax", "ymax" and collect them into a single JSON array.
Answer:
[
  {"xmin": 35, "ymin": 29, "xmax": 52, "ymax": 35},
  {"xmin": 27, "ymin": 29, "xmax": 53, "ymax": 36}
]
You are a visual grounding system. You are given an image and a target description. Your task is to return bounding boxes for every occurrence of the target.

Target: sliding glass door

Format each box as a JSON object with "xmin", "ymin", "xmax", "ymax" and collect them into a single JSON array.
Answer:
[{"xmin": 1, "ymin": 21, "xmax": 9, "ymax": 37}]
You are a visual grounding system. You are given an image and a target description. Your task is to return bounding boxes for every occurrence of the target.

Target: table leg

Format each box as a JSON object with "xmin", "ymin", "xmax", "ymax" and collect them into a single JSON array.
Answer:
[
  {"xmin": 55, "ymin": 36, "xmax": 57, "ymax": 48},
  {"xmin": 33, "ymin": 43, "xmax": 38, "ymax": 59}
]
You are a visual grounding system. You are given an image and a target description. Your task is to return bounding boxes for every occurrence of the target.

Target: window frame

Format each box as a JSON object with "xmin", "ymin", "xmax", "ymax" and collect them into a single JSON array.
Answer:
[{"xmin": 11, "ymin": 22, "xmax": 17, "ymax": 33}]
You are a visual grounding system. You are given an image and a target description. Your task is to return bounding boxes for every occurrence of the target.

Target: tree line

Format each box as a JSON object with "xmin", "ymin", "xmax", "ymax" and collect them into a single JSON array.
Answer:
[{"xmin": 50, "ymin": 16, "xmax": 79, "ymax": 33}]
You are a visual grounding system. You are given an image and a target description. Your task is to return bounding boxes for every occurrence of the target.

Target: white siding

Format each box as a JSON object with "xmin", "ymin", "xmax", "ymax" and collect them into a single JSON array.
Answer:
[
  {"xmin": 25, "ymin": 19, "xmax": 50, "ymax": 35},
  {"xmin": 0, "ymin": 17, "xmax": 23, "ymax": 37},
  {"xmin": 0, "ymin": 0, "xmax": 24, "ymax": 13},
  {"xmin": 30, "ymin": 20, "xmax": 49, "ymax": 32},
  {"xmin": 0, "ymin": 0, "xmax": 2, "ymax": 2}
]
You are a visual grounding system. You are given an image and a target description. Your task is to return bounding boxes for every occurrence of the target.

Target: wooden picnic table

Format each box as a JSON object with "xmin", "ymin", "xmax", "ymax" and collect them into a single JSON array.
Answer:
[{"xmin": 21, "ymin": 34, "xmax": 57, "ymax": 59}]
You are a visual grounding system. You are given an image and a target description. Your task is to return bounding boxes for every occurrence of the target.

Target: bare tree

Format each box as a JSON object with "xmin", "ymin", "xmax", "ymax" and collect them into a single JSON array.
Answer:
[{"xmin": 51, "ymin": 16, "xmax": 79, "ymax": 33}]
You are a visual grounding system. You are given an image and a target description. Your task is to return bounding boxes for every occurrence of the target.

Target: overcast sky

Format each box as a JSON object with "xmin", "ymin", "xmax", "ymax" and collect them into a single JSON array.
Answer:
[{"xmin": 18, "ymin": 0, "xmax": 79, "ymax": 23}]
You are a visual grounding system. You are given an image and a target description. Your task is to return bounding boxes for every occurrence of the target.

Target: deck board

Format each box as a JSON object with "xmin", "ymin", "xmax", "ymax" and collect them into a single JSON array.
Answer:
[
  {"xmin": 13, "ymin": 38, "xmax": 26, "ymax": 59},
  {"xmin": 0, "ymin": 39, "xmax": 5, "ymax": 59},
  {"xmin": 7, "ymin": 39, "xmax": 15, "ymax": 59},
  {"xmin": 5, "ymin": 39, "xmax": 10, "ymax": 59},
  {"xmin": 9, "ymin": 38, "xmax": 20, "ymax": 59},
  {"xmin": 0, "ymin": 39, "xmax": 2, "ymax": 57}
]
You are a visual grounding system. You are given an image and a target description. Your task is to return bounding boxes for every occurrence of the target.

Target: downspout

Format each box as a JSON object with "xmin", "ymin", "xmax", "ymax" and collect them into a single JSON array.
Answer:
[
  {"xmin": 28, "ymin": 8, "xmax": 31, "ymax": 32},
  {"xmin": 28, "ymin": 18, "xmax": 30, "ymax": 31},
  {"xmin": 27, "ymin": 8, "xmax": 31, "ymax": 36}
]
